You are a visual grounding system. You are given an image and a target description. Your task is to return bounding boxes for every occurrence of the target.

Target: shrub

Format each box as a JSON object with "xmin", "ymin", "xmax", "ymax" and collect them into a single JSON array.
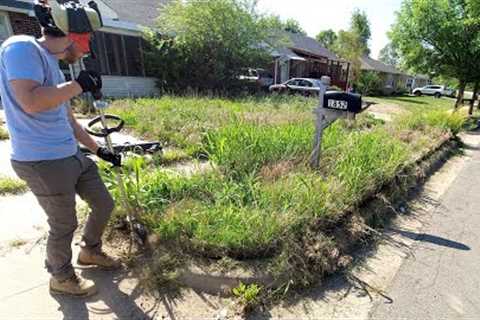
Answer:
[
  {"xmin": 144, "ymin": 0, "xmax": 276, "ymax": 94},
  {"xmin": 355, "ymin": 71, "xmax": 383, "ymax": 96}
]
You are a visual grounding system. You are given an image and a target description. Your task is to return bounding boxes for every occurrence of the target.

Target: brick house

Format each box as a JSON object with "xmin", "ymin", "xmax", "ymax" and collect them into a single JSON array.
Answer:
[{"xmin": 0, "ymin": 0, "xmax": 167, "ymax": 97}]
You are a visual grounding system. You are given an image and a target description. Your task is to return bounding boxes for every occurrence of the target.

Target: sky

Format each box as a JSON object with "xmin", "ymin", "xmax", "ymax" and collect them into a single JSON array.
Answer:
[{"xmin": 256, "ymin": 0, "xmax": 403, "ymax": 59}]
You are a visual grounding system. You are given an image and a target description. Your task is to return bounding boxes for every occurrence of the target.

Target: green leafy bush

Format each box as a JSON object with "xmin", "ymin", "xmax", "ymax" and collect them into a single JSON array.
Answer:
[
  {"xmin": 355, "ymin": 71, "xmax": 383, "ymax": 96},
  {"xmin": 144, "ymin": 0, "xmax": 276, "ymax": 94}
]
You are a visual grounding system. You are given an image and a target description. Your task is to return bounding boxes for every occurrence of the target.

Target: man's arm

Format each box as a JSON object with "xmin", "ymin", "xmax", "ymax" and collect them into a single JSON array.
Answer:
[
  {"xmin": 68, "ymin": 108, "xmax": 99, "ymax": 154},
  {"xmin": 11, "ymin": 79, "xmax": 83, "ymax": 114}
]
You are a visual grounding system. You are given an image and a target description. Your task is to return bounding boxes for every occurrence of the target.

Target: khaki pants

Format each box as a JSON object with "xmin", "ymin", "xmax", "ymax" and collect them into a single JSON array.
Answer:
[{"xmin": 11, "ymin": 150, "xmax": 114, "ymax": 281}]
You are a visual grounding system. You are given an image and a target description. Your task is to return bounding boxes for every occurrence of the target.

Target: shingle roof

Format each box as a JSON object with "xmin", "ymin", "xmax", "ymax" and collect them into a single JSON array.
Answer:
[
  {"xmin": 288, "ymin": 32, "xmax": 338, "ymax": 60},
  {"xmin": 360, "ymin": 56, "xmax": 404, "ymax": 75},
  {"xmin": 0, "ymin": 0, "xmax": 32, "ymax": 11},
  {"xmin": 101, "ymin": 0, "xmax": 168, "ymax": 27}
]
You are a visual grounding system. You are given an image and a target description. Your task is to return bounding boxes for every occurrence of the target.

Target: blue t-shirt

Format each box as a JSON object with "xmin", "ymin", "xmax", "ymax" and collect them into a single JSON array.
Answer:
[{"xmin": 0, "ymin": 35, "xmax": 77, "ymax": 161}]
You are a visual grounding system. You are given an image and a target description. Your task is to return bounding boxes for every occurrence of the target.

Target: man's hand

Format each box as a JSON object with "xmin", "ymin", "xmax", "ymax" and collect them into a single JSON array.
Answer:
[
  {"xmin": 96, "ymin": 147, "xmax": 121, "ymax": 167},
  {"xmin": 76, "ymin": 70, "xmax": 102, "ymax": 94}
]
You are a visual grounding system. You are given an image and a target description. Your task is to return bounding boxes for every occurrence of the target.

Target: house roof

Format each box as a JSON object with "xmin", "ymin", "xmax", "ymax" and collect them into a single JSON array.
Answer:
[
  {"xmin": 288, "ymin": 32, "xmax": 338, "ymax": 60},
  {"xmin": 360, "ymin": 56, "xmax": 404, "ymax": 75},
  {"xmin": 271, "ymin": 47, "xmax": 306, "ymax": 61},
  {"xmin": 101, "ymin": 0, "xmax": 167, "ymax": 28},
  {"xmin": 415, "ymin": 74, "xmax": 430, "ymax": 80},
  {"xmin": 0, "ymin": 0, "xmax": 33, "ymax": 12}
]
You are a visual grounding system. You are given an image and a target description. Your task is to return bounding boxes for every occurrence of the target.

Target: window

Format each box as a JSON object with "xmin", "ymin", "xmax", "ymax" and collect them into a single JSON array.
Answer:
[
  {"xmin": 301, "ymin": 80, "xmax": 313, "ymax": 87},
  {"xmin": 0, "ymin": 12, "xmax": 12, "ymax": 43},
  {"xmin": 124, "ymin": 36, "xmax": 144, "ymax": 77},
  {"xmin": 84, "ymin": 31, "xmax": 145, "ymax": 77},
  {"xmin": 287, "ymin": 79, "xmax": 300, "ymax": 86}
]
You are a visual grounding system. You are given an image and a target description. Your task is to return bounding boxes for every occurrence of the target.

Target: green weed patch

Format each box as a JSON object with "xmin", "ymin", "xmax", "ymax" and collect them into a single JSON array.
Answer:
[
  {"xmin": 104, "ymin": 95, "xmax": 469, "ymax": 292},
  {"xmin": 0, "ymin": 176, "xmax": 27, "ymax": 195}
]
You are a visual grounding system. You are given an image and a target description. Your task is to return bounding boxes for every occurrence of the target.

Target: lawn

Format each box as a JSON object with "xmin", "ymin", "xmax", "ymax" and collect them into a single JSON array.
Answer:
[{"xmin": 104, "ymin": 94, "xmax": 469, "ymax": 286}]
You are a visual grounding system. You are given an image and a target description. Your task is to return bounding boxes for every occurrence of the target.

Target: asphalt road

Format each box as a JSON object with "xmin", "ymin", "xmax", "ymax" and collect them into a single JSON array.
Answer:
[{"xmin": 371, "ymin": 143, "xmax": 480, "ymax": 319}]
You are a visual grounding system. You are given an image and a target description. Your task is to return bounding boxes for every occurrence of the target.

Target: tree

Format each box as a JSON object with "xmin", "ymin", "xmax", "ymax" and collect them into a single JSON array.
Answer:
[
  {"xmin": 390, "ymin": 0, "xmax": 480, "ymax": 108},
  {"xmin": 332, "ymin": 30, "xmax": 364, "ymax": 83},
  {"xmin": 331, "ymin": 9, "xmax": 372, "ymax": 86},
  {"xmin": 283, "ymin": 18, "xmax": 307, "ymax": 35},
  {"xmin": 145, "ymin": 0, "xmax": 274, "ymax": 93},
  {"xmin": 350, "ymin": 8, "xmax": 371, "ymax": 55},
  {"xmin": 316, "ymin": 29, "xmax": 337, "ymax": 50},
  {"xmin": 379, "ymin": 43, "xmax": 399, "ymax": 67}
]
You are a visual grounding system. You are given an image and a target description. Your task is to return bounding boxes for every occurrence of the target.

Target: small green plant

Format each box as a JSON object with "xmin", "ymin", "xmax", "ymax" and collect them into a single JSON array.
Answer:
[
  {"xmin": 0, "ymin": 176, "xmax": 28, "ymax": 195},
  {"xmin": 232, "ymin": 282, "xmax": 262, "ymax": 311},
  {"xmin": 8, "ymin": 239, "xmax": 27, "ymax": 248},
  {"xmin": 99, "ymin": 154, "xmax": 148, "ymax": 214}
]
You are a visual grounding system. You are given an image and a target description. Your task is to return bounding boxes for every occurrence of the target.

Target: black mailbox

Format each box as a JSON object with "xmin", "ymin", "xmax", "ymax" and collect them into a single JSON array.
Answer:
[{"xmin": 323, "ymin": 91, "xmax": 363, "ymax": 114}]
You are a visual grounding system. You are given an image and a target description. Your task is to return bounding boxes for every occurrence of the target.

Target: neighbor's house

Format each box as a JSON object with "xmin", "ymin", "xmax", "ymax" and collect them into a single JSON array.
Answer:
[
  {"xmin": 271, "ymin": 33, "xmax": 350, "ymax": 90},
  {"xmin": 360, "ymin": 56, "xmax": 410, "ymax": 95},
  {"xmin": 360, "ymin": 56, "xmax": 431, "ymax": 95},
  {"xmin": 407, "ymin": 74, "xmax": 431, "ymax": 90},
  {"xmin": 0, "ymin": 0, "xmax": 166, "ymax": 97}
]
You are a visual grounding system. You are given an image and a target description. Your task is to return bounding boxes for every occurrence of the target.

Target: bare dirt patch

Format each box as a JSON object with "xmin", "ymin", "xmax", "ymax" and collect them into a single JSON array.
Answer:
[{"xmin": 368, "ymin": 103, "xmax": 406, "ymax": 122}]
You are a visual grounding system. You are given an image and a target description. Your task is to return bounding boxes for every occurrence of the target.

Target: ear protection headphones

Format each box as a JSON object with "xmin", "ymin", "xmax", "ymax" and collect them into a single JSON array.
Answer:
[{"xmin": 33, "ymin": 0, "xmax": 103, "ymax": 37}]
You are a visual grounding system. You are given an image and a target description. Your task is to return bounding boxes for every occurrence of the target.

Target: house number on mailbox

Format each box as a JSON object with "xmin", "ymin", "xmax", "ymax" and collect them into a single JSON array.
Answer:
[{"xmin": 327, "ymin": 100, "xmax": 348, "ymax": 110}]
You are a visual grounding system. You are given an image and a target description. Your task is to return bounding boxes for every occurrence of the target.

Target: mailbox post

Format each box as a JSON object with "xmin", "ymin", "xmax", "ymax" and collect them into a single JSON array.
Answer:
[{"xmin": 310, "ymin": 76, "xmax": 365, "ymax": 169}]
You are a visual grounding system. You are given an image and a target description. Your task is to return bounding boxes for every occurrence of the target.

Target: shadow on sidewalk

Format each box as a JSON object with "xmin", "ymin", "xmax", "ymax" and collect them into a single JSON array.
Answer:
[
  {"xmin": 390, "ymin": 228, "xmax": 470, "ymax": 251},
  {"xmin": 51, "ymin": 268, "xmax": 166, "ymax": 320}
]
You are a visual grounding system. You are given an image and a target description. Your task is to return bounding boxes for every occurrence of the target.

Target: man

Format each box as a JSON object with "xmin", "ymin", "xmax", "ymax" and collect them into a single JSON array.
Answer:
[{"xmin": 0, "ymin": 0, "xmax": 121, "ymax": 298}]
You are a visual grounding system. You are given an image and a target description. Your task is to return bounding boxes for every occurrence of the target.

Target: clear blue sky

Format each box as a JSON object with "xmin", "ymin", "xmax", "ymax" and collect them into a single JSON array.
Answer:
[{"xmin": 256, "ymin": 0, "xmax": 403, "ymax": 59}]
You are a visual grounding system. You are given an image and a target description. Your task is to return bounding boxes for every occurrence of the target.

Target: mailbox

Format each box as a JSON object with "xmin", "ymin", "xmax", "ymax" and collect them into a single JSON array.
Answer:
[
  {"xmin": 311, "ymin": 77, "xmax": 374, "ymax": 169},
  {"xmin": 323, "ymin": 91, "xmax": 363, "ymax": 114}
]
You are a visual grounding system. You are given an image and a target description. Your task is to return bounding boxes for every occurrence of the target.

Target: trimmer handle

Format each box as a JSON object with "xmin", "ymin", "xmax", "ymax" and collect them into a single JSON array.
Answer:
[
  {"xmin": 85, "ymin": 114, "xmax": 124, "ymax": 137},
  {"xmin": 92, "ymin": 89, "xmax": 103, "ymax": 101}
]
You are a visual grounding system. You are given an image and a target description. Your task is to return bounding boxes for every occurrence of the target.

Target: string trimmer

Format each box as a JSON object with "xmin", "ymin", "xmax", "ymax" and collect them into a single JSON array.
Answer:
[{"xmin": 85, "ymin": 91, "xmax": 160, "ymax": 252}]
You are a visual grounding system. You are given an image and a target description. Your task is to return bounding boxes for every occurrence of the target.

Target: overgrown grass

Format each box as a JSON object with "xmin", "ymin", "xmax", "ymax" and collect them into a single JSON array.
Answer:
[
  {"xmin": 109, "ymin": 95, "xmax": 315, "ymax": 155},
  {"xmin": 0, "ymin": 176, "xmax": 27, "ymax": 195},
  {"xmin": 105, "ymin": 94, "xmax": 469, "ymax": 270}
]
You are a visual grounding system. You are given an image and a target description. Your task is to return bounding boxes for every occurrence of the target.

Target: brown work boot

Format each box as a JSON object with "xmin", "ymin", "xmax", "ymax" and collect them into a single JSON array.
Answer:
[
  {"xmin": 77, "ymin": 249, "xmax": 122, "ymax": 270},
  {"xmin": 50, "ymin": 273, "xmax": 98, "ymax": 298}
]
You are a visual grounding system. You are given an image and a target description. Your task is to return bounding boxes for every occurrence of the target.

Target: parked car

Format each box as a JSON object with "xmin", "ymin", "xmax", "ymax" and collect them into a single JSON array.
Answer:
[
  {"xmin": 269, "ymin": 78, "xmax": 326, "ymax": 96},
  {"xmin": 238, "ymin": 68, "xmax": 274, "ymax": 89},
  {"xmin": 412, "ymin": 85, "xmax": 456, "ymax": 98}
]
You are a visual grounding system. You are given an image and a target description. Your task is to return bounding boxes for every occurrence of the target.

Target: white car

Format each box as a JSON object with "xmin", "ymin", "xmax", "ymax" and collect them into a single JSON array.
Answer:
[
  {"xmin": 238, "ymin": 68, "xmax": 274, "ymax": 89},
  {"xmin": 412, "ymin": 85, "xmax": 456, "ymax": 98},
  {"xmin": 269, "ymin": 78, "xmax": 324, "ymax": 96}
]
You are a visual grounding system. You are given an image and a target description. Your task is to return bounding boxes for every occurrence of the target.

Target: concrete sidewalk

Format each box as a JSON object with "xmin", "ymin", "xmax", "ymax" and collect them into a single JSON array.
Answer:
[
  {"xmin": 0, "ymin": 124, "xmax": 228, "ymax": 319},
  {"xmin": 371, "ymin": 138, "xmax": 480, "ymax": 319}
]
